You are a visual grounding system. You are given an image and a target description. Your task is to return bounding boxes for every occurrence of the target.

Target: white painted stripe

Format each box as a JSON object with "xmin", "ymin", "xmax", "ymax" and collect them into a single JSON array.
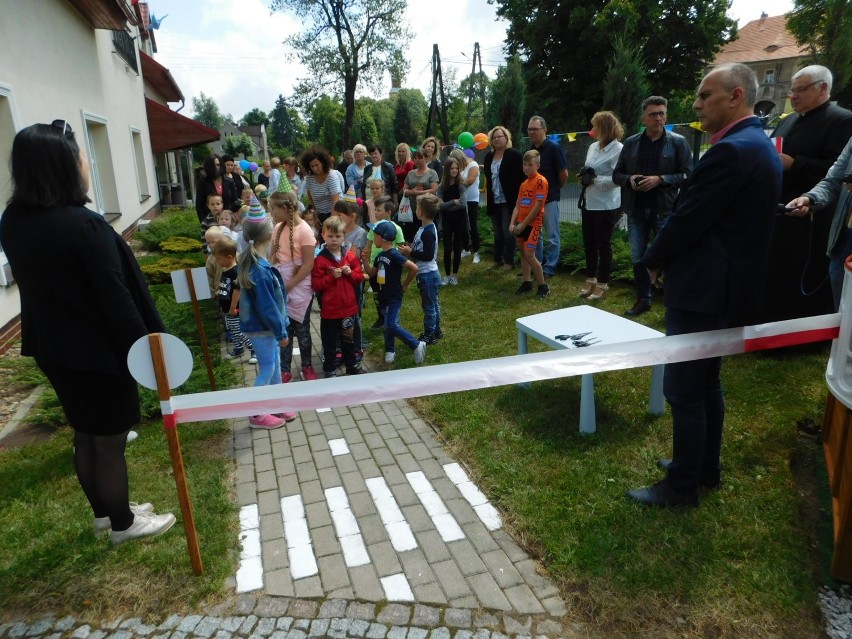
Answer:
[
  {"xmin": 443, "ymin": 463, "xmax": 502, "ymax": 531},
  {"xmin": 406, "ymin": 472, "xmax": 465, "ymax": 543},
  {"xmin": 236, "ymin": 504, "xmax": 263, "ymax": 593},
  {"xmin": 328, "ymin": 438, "xmax": 350, "ymax": 456},
  {"xmin": 366, "ymin": 477, "xmax": 417, "ymax": 551},
  {"xmin": 381, "ymin": 573, "xmax": 415, "ymax": 601},
  {"xmin": 279, "ymin": 495, "xmax": 318, "ymax": 580},
  {"xmin": 316, "ymin": 407, "xmax": 332, "ymax": 413},
  {"xmin": 324, "ymin": 487, "xmax": 370, "ymax": 567}
]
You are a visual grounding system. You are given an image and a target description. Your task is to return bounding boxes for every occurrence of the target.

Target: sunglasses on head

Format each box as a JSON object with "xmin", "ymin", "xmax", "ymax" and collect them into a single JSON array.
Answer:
[{"xmin": 50, "ymin": 119, "xmax": 74, "ymax": 139}]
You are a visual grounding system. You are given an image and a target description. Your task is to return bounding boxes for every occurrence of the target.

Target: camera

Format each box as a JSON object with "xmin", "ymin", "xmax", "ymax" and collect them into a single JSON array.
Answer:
[
  {"xmin": 843, "ymin": 173, "xmax": 852, "ymax": 184},
  {"xmin": 578, "ymin": 165, "xmax": 596, "ymax": 187}
]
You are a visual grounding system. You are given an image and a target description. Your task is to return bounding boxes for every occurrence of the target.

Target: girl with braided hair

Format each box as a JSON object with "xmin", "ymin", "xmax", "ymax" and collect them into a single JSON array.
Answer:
[{"xmin": 269, "ymin": 191, "xmax": 318, "ymax": 382}]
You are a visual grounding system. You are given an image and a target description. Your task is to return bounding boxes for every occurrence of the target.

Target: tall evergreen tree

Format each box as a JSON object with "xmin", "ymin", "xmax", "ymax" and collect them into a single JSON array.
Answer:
[
  {"xmin": 191, "ymin": 92, "xmax": 224, "ymax": 130},
  {"xmin": 602, "ymin": 36, "xmax": 652, "ymax": 134},
  {"xmin": 487, "ymin": 55, "xmax": 527, "ymax": 144}
]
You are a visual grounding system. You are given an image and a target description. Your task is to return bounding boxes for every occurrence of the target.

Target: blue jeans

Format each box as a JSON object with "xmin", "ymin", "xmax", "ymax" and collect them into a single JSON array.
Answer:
[
  {"xmin": 534, "ymin": 200, "xmax": 560, "ymax": 275},
  {"xmin": 829, "ymin": 226, "xmax": 852, "ymax": 311},
  {"xmin": 663, "ymin": 307, "xmax": 727, "ymax": 493},
  {"xmin": 383, "ymin": 302, "xmax": 419, "ymax": 353},
  {"xmin": 416, "ymin": 270, "xmax": 442, "ymax": 336},
  {"xmin": 627, "ymin": 208, "xmax": 666, "ymax": 300},
  {"xmin": 252, "ymin": 335, "xmax": 281, "ymax": 387}
]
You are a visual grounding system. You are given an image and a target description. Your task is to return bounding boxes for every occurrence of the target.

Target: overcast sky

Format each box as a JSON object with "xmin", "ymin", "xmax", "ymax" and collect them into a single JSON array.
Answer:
[{"xmin": 149, "ymin": 0, "xmax": 795, "ymax": 122}]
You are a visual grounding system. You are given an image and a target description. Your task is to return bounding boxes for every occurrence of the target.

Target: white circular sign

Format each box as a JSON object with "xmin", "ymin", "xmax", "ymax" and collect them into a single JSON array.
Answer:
[{"xmin": 127, "ymin": 333, "xmax": 194, "ymax": 390}]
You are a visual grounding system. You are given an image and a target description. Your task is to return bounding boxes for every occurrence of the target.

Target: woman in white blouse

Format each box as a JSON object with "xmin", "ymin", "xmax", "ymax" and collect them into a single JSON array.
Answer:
[{"xmin": 578, "ymin": 111, "xmax": 624, "ymax": 300}]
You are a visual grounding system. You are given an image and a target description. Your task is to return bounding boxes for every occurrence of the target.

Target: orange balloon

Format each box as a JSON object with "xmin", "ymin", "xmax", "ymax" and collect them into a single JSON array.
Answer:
[{"xmin": 473, "ymin": 132, "xmax": 489, "ymax": 150}]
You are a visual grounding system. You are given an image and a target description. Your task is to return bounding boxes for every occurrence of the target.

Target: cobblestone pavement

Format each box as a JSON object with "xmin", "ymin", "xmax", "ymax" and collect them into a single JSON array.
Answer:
[{"xmin": 0, "ymin": 316, "xmax": 575, "ymax": 639}]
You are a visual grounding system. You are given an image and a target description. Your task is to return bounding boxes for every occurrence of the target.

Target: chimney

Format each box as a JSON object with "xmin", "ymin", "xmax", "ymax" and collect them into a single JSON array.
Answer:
[{"xmin": 758, "ymin": 11, "xmax": 769, "ymax": 30}]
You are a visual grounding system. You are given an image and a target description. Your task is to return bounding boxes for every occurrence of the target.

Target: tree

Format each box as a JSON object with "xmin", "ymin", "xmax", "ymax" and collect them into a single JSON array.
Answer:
[
  {"xmin": 495, "ymin": 0, "xmax": 734, "ymax": 128},
  {"xmin": 241, "ymin": 108, "xmax": 270, "ymax": 127},
  {"xmin": 602, "ymin": 36, "xmax": 651, "ymax": 134},
  {"xmin": 352, "ymin": 97, "xmax": 380, "ymax": 146},
  {"xmin": 393, "ymin": 89, "xmax": 428, "ymax": 146},
  {"xmin": 223, "ymin": 133, "xmax": 255, "ymax": 159},
  {"xmin": 271, "ymin": 0, "xmax": 410, "ymax": 150},
  {"xmin": 269, "ymin": 94, "xmax": 306, "ymax": 152},
  {"xmin": 786, "ymin": 0, "xmax": 852, "ymax": 106},
  {"xmin": 447, "ymin": 71, "xmax": 491, "ymax": 136},
  {"xmin": 487, "ymin": 55, "xmax": 527, "ymax": 144},
  {"xmin": 191, "ymin": 92, "xmax": 225, "ymax": 130},
  {"xmin": 306, "ymin": 95, "xmax": 346, "ymax": 155}
]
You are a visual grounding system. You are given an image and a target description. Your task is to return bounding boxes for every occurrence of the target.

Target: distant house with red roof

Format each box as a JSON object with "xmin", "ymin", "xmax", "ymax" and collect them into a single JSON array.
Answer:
[{"xmin": 710, "ymin": 13, "xmax": 811, "ymax": 120}]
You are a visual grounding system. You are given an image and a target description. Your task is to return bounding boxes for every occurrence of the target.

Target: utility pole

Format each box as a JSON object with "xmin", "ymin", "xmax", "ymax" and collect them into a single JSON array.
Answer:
[
  {"xmin": 465, "ymin": 42, "xmax": 487, "ymax": 130},
  {"xmin": 425, "ymin": 44, "xmax": 450, "ymax": 147}
]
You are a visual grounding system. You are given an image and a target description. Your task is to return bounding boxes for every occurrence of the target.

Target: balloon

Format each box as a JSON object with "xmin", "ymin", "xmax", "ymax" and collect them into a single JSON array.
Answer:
[
  {"xmin": 464, "ymin": 148, "xmax": 475, "ymax": 159},
  {"xmin": 473, "ymin": 132, "xmax": 489, "ymax": 150},
  {"xmin": 249, "ymin": 161, "xmax": 259, "ymax": 172},
  {"xmin": 239, "ymin": 159, "xmax": 250, "ymax": 170},
  {"xmin": 458, "ymin": 131, "xmax": 474, "ymax": 149},
  {"xmin": 588, "ymin": 129, "xmax": 596, "ymax": 139}
]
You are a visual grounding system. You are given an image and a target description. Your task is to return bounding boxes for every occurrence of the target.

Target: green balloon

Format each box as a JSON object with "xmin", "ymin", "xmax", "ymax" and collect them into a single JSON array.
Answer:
[{"xmin": 458, "ymin": 131, "xmax": 474, "ymax": 149}]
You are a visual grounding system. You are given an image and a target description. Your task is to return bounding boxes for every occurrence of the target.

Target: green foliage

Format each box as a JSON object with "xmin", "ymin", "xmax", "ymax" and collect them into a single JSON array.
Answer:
[
  {"xmin": 135, "ymin": 209, "xmax": 201, "ymax": 251},
  {"xmin": 305, "ymin": 95, "xmax": 347, "ymax": 155},
  {"xmin": 355, "ymin": 97, "xmax": 396, "ymax": 153},
  {"xmin": 191, "ymin": 92, "xmax": 225, "ymax": 130},
  {"xmin": 602, "ymin": 36, "xmax": 652, "ymax": 134},
  {"xmin": 160, "ymin": 236, "xmax": 203, "ymax": 254},
  {"xmin": 394, "ymin": 89, "xmax": 428, "ymax": 146},
  {"xmin": 140, "ymin": 256, "xmax": 201, "ymax": 285},
  {"xmin": 240, "ymin": 107, "xmax": 270, "ymax": 127},
  {"xmin": 665, "ymin": 88, "xmax": 699, "ymax": 124},
  {"xmin": 222, "ymin": 133, "xmax": 254, "ymax": 159},
  {"xmin": 269, "ymin": 94, "xmax": 307, "ymax": 152},
  {"xmin": 786, "ymin": 0, "xmax": 852, "ymax": 106},
  {"xmin": 447, "ymin": 71, "xmax": 491, "ymax": 136},
  {"xmin": 487, "ymin": 55, "xmax": 527, "ymax": 144},
  {"xmin": 191, "ymin": 143, "xmax": 212, "ymax": 165}
]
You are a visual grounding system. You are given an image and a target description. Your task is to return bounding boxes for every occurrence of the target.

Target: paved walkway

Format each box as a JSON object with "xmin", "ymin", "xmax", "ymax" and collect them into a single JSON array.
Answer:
[{"xmin": 0, "ymin": 317, "xmax": 576, "ymax": 639}]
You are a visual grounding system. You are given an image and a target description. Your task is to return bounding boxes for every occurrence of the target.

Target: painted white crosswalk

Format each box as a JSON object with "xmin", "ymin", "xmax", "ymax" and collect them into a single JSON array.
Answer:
[
  {"xmin": 236, "ymin": 504, "xmax": 263, "ymax": 593},
  {"xmin": 280, "ymin": 494, "xmax": 319, "ymax": 579},
  {"xmin": 443, "ymin": 462, "xmax": 503, "ymax": 531},
  {"xmin": 406, "ymin": 471, "xmax": 465, "ymax": 542},
  {"xmin": 325, "ymin": 486, "xmax": 370, "ymax": 567},
  {"xmin": 365, "ymin": 476, "xmax": 417, "ymax": 552}
]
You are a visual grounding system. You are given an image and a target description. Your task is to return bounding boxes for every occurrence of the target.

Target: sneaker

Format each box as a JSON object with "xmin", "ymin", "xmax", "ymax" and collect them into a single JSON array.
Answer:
[
  {"xmin": 301, "ymin": 365, "xmax": 318, "ymax": 381},
  {"xmin": 473, "ymin": 252, "xmax": 481, "ymax": 264},
  {"xmin": 274, "ymin": 412, "xmax": 298, "ymax": 422},
  {"xmin": 346, "ymin": 366, "xmax": 366, "ymax": 375},
  {"xmin": 110, "ymin": 511, "xmax": 177, "ymax": 546},
  {"xmin": 537, "ymin": 284, "xmax": 551, "ymax": 298},
  {"xmin": 281, "ymin": 372, "xmax": 293, "ymax": 383},
  {"xmin": 413, "ymin": 340, "xmax": 427, "ymax": 364},
  {"xmin": 126, "ymin": 430, "xmax": 138, "ymax": 443},
  {"xmin": 249, "ymin": 414, "xmax": 286, "ymax": 429},
  {"xmin": 94, "ymin": 502, "xmax": 154, "ymax": 533},
  {"xmin": 441, "ymin": 276, "xmax": 450, "ymax": 286},
  {"xmin": 461, "ymin": 250, "xmax": 472, "ymax": 258},
  {"xmin": 433, "ymin": 329, "xmax": 444, "ymax": 340},
  {"xmin": 370, "ymin": 319, "xmax": 384, "ymax": 330},
  {"xmin": 515, "ymin": 281, "xmax": 533, "ymax": 295},
  {"xmin": 385, "ymin": 352, "xmax": 396, "ymax": 363},
  {"xmin": 324, "ymin": 370, "xmax": 338, "ymax": 378},
  {"xmin": 448, "ymin": 275, "xmax": 458, "ymax": 286},
  {"xmin": 248, "ymin": 350, "xmax": 258, "ymax": 364},
  {"xmin": 419, "ymin": 333, "xmax": 440, "ymax": 345},
  {"xmin": 225, "ymin": 347, "xmax": 244, "ymax": 359}
]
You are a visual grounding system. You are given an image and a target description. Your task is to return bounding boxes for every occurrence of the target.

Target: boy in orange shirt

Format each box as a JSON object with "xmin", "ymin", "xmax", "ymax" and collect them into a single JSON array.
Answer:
[{"xmin": 509, "ymin": 150, "xmax": 550, "ymax": 298}]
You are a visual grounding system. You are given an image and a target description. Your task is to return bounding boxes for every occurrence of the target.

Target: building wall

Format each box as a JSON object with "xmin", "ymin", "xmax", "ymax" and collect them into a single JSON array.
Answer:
[{"xmin": 0, "ymin": 0, "xmax": 159, "ymax": 334}]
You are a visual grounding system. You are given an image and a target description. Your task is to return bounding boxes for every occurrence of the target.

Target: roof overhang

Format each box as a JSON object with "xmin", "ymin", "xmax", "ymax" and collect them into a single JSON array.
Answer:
[
  {"xmin": 145, "ymin": 98, "xmax": 219, "ymax": 153},
  {"xmin": 140, "ymin": 51, "xmax": 183, "ymax": 102},
  {"xmin": 67, "ymin": 0, "xmax": 137, "ymax": 30}
]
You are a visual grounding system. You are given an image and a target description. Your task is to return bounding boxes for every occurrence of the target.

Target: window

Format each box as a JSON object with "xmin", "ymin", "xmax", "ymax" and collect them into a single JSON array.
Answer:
[
  {"xmin": 82, "ymin": 113, "xmax": 119, "ymax": 216},
  {"xmin": 112, "ymin": 29, "xmax": 138, "ymax": 73},
  {"xmin": 0, "ymin": 83, "xmax": 18, "ymax": 286},
  {"xmin": 130, "ymin": 128, "xmax": 151, "ymax": 201},
  {"xmin": 764, "ymin": 68, "xmax": 775, "ymax": 84}
]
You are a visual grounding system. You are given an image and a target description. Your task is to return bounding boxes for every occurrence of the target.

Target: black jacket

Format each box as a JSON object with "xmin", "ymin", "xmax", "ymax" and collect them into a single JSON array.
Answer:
[
  {"xmin": 483, "ymin": 147, "xmax": 524, "ymax": 211},
  {"xmin": 362, "ymin": 161, "xmax": 399, "ymax": 201}
]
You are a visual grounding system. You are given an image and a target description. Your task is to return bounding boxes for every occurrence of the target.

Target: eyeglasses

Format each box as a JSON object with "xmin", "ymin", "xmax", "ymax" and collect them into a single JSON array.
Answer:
[
  {"xmin": 787, "ymin": 80, "xmax": 823, "ymax": 95},
  {"xmin": 50, "ymin": 119, "xmax": 74, "ymax": 139},
  {"xmin": 527, "ymin": 127, "xmax": 543, "ymax": 132},
  {"xmin": 644, "ymin": 111, "xmax": 667, "ymax": 119}
]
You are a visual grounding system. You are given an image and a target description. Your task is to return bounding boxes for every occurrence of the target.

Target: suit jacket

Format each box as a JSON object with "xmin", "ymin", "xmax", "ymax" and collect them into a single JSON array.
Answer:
[
  {"xmin": 0, "ymin": 203, "xmax": 166, "ymax": 376},
  {"xmin": 483, "ymin": 147, "xmax": 524, "ymax": 212},
  {"xmin": 640, "ymin": 117, "xmax": 782, "ymax": 324}
]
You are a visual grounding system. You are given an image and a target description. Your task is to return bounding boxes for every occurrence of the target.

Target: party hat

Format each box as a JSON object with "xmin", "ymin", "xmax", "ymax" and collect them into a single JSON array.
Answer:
[
  {"xmin": 343, "ymin": 186, "xmax": 358, "ymax": 203},
  {"xmin": 245, "ymin": 195, "xmax": 268, "ymax": 223},
  {"xmin": 276, "ymin": 174, "xmax": 293, "ymax": 194}
]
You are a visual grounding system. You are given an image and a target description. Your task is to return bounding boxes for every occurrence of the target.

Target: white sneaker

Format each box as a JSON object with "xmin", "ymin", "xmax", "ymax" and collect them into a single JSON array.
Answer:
[
  {"xmin": 413, "ymin": 341, "xmax": 427, "ymax": 364},
  {"xmin": 126, "ymin": 430, "xmax": 138, "ymax": 443},
  {"xmin": 449, "ymin": 275, "xmax": 458, "ymax": 286},
  {"xmin": 473, "ymin": 252, "xmax": 481, "ymax": 264},
  {"xmin": 94, "ymin": 502, "xmax": 155, "ymax": 533},
  {"xmin": 441, "ymin": 276, "xmax": 450, "ymax": 286},
  {"xmin": 461, "ymin": 250, "xmax": 471, "ymax": 258},
  {"xmin": 384, "ymin": 352, "xmax": 395, "ymax": 363},
  {"xmin": 248, "ymin": 352, "xmax": 258, "ymax": 364},
  {"xmin": 110, "ymin": 511, "xmax": 177, "ymax": 545}
]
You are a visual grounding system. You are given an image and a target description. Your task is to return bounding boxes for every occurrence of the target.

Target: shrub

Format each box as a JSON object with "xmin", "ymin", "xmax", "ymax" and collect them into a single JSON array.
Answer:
[
  {"xmin": 160, "ymin": 236, "xmax": 202, "ymax": 253},
  {"xmin": 135, "ymin": 208, "xmax": 200, "ymax": 251},
  {"xmin": 140, "ymin": 256, "xmax": 201, "ymax": 285}
]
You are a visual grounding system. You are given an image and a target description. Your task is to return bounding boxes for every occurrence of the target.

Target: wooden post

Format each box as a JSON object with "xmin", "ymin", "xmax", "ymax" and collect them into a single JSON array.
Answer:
[
  {"xmin": 148, "ymin": 333, "xmax": 204, "ymax": 575},
  {"xmin": 185, "ymin": 268, "xmax": 217, "ymax": 391}
]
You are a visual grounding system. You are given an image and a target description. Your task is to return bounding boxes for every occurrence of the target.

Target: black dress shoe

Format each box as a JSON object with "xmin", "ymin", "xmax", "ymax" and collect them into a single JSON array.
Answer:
[
  {"xmin": 657, "ymin": 459, "xmax": 721, "ymax": 490},
  {"xmin": 625, "ymin": 299, "xmax": 652, "ymax": 316},
  {"xmin": 626, "ymin": 479, "xmax": 699, "ymax": 507}
]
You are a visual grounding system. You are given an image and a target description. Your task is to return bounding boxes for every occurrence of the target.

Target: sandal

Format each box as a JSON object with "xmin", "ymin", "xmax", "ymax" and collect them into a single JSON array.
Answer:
[
  {"xmin": 579, "ymin": 278, "xmax": 597, "ymax": 298},
  {"xmin": 588, "ymin": 283, "xmax": 609, "ymax": 300}
]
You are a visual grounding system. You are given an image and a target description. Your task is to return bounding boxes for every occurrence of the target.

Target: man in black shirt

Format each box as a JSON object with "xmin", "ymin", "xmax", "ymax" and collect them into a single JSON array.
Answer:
[{"xmin": 527, "ymin": 116, "xmax": 568, "ymax": 278}]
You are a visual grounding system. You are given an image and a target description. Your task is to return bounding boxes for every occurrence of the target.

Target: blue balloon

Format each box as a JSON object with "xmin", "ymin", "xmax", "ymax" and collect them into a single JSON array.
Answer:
[
  {"xmin": 464, "ymin": 148, "xmax": 475, "ymax": 159},
  {"xmin": 239, "ymin": 159, "xmax": 250, "ymax": 171}
]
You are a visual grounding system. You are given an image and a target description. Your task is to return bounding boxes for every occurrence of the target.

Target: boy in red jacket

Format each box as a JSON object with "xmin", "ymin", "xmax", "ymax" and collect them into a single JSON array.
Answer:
[{"xmin": 312, "ymin": 216, "xmax": 365, "ymax": 377}]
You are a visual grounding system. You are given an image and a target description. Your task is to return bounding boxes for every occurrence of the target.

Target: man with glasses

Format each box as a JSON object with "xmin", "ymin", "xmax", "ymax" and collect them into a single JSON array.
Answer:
[
  {"xmin": 613, "ymin": 96, "xmax": 692, "ymax": 316},
  {"xmin": 527, "ymin": 116, "xmax": 568, "ymax": 278},
  {"xmin": 760, "ymin": 65, "xmax": 852, "ymax": 322}
]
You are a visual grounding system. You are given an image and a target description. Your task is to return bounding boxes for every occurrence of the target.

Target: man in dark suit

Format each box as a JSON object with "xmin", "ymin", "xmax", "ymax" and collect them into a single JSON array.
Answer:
[{"xmin": 627, "ymin": 63, "xmax": 783, "ymax": 507}]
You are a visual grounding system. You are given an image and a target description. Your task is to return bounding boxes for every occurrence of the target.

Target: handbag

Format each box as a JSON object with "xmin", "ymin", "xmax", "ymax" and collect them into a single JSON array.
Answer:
[{"xmin": 397, "ymin": 194, "xmax": 413, "ymax": 223}]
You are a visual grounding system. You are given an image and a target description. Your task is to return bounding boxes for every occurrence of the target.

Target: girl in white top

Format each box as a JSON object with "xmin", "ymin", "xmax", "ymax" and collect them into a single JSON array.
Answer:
[
  {"xmin": 578, "ymin": 111, "xmax": 624, "ymax": 301},
  {"xmin": 450, "ymin": 148, "xmax": 482, "ymax": 264}
]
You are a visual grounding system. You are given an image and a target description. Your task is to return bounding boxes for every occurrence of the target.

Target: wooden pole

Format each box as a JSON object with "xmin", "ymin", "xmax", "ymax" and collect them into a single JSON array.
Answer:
[
  {"xmin": 148, "ymin": 333, "xmax": 204, "ymax": 575},
  {"xmin": 185, "ymin": 268, "xmax": 217, "ymax": 391}
]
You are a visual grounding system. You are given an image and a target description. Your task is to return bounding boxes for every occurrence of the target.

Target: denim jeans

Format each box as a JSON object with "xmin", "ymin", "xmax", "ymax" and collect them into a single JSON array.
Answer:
[
  {"xmin": 829, "ymin": 226, "xmax": 852, "ymax": 310},
  {"xmin": 627, "ymin": 208, "xmax": 666, "ymax": 300},
  {"xmin": 417, "ymin": 270, "xmax": 442, "ymax": 336},
  {"xmin": 252, "ymin": 334, "xmax": 281, "ymax": 387},
  {"xmin": 383, "ymin": 302, "xmax": 419, "ymax": 353},
  {"xmin": 534, "ymin": 200, "xmax": 560, "ymax": 276},
  {"xmin": 663, "ymin": 307, "xmax": 727, "ymax": 493},
  {"xmin": 490, "ymin": 202, "xmax": 516, "ymax": 265},
  {"xmin": 279, "ymin": 299, "xmax": 313, "ymax": 373}
]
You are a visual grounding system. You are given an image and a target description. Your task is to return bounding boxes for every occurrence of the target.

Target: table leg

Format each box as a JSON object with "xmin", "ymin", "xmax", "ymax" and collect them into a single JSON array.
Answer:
[
  {"xmin": 580, "ymin": 373, "xmax": 596, "ymax": 434},
  {"xmin": 649, "ymin": 364, "xmax": 665, "ymax": 416},
  {"xmin": 517, "ymin": 329, "xmax": 530, "ymax": 389}
]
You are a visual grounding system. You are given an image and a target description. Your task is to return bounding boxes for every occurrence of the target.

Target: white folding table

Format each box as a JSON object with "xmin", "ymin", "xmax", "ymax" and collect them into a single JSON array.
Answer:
[{"xmin": 516, "ymin": 305, "xmax": 665, "ymax": 434}]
